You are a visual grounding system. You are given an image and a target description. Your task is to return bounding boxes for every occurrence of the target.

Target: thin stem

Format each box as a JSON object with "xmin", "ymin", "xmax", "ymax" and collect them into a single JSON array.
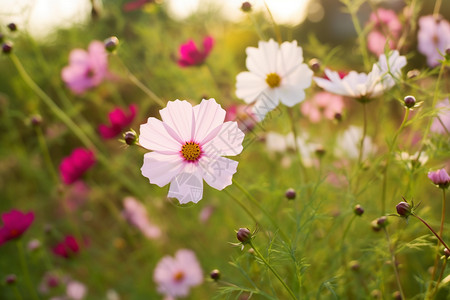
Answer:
[
  {"xmin": 433, "ymin": 0, "xmax": 443, "ymax": 17},
  {"xmin": 35, "ymin": 126, "xmax": 59, "ymax": 183},
  {"xmin": 232, "ymin": 179, "xmax": 290, "ymax": 243},
  {"xmin": 264, "ymin": 1, "xmax": 282, "ymax": 44},
  {"xmin": 357, "ymin": 102, "xmax": 368, "ymax": 167},
  {"xmin": 287, "ymin": 108, "xmax": 307, "ymax": 184},
  {"xmin": 249, "ymin": 241, "xmax": 297, "ymax": 300},
  {"xmin": 345, "ymin": 2, "xmax": 371, "ymax": 70},
  {"xmin": 383, "ymin": 228, "xmax": 405, "ymax": 299},
  {"xmin": 413, "ymin": 214, "xmax": 450, "ymax": 250},
  {"xmin": 340, "ymin": 215, "xmax": 356, "ymax": 251},
  {"xmin": 432, "ymin": 258, "xmax": 448, "ymax": 297},
  {"xmin": 224, "ymin": 189, "xmax": 258, "ymax": 225},
  {"xmin": 16, "ymin": 241, "xmax": 40, "ymax": 300}
]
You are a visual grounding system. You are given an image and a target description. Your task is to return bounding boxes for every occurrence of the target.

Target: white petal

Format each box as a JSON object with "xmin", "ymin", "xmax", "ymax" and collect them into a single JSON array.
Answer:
[
  {"xmin": 278, "ymin": 85, "xmax": 306, "ymax": 107},
  {"xmin": 236, "ymin": 71, "xmax": 266, "ymax": 104},
  {"xmin": 277, "ymin": 40, "xmax": 305, "ymax": 76},
  {"xmin": 246, "ymin": 39, "xmax": 279, "ymax": 76},
  {"xmin": 139, "ymin": 117, "xmax": 182, "ymax": 153},
  {"xmin": 141, "ymin": 152, "xmax": 184, "ymax": 187},
  {"xmin": 193, "ymin": 98, "xmax": 226, "ymax": 143},
  {"xmin": 251, "ymin": 89, "xmax": 279, "ymax": 121},
  {"xmin": 168, "ymin": 171, "xmax": 203, "ymax": 204},
  {"xmin": 202, "ymin": 121, "xmax": 245, "ymax": 157},
  {"xmin": 159, "ymin": 100, "xmax": 194, "ymax": 142},
  {"xmin": 199, "ymin": 156, "xmax": 238, "ymax": 190},
  {"xmin": 284, "ymin": 63, "xmax": 313, "ymax": 89}
]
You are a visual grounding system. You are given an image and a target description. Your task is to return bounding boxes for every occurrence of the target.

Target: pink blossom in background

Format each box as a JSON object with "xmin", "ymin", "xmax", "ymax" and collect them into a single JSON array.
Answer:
[
  {"xmin": 153, "ymin": 249, "xmax": 203, "ymax": 298},
  {"xmin": 98, "ymin": 104, "xmax": 137, "ymax": 139},
  {"xmin": 122, "ymin": 197, "xmax": 161, "ymax": 239},
  {"xmin": 301, "ymin": 92, "xmax": 344, "ymax": 123},
  {"xmin": 177, "ymin": 36, "xmax": 214, "ymax": 67},
  {"xmin": 64, "ymin": 180, "xmax": 90, "ymax": 212},
  {"xmin": 61, "ymin": 41, "xmax": 109, "ymax": 94},
  {"xmin": 52, "ymin": 236, "xmax": 80, "ymax": 258},
  {"xmin": 0, "ymin": 210, "xmax": 34, "ymax": 246},
  {"xmin": 428, "ymin": 168, "xmax": 450, "ymax": 189},
  {"xmin": 66, "ymin": 280, "xmax": 87, "ymax": 300},
  {"xmin": 199, "ymin": 205, "xmax": 215, "ymax": 223},
  {"xmin": 225, "ymin": 104, "xmax": 257, "ymax": 132},
  {"xmin": 123, "ymin": 0, "xmax": 153, "ymax": 11},
  {"xmin": 430, "ymin": 98, "xmax": 450, "ymax": 134},
  {"xmin": 59, "ymin": 148, "xmax": 96, "ymax": 185},
  {"xmin": 418, "ymin": 15, "xmax": 450, "ymax": 67},
  {"xmin": 367, "ymin": 8, "xmax": 402, "ymax": 56}
]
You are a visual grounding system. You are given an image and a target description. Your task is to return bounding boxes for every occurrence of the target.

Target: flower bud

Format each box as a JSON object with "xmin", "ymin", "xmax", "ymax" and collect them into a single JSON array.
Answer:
[
  {"xmin": 428, "ymin": 169, "xmax": 450, "ymax": 189},
  {"xmin": 241, "ymin": 2, "xmax": 252, "ymax": 12},
  {"xmin": 371, "ymin": 219, "xmax": 381, "ymax": 232},
  {"xmin": 334, "ymin": 112, "xmax": 342, "ymax": 122},
  {"xmin": 5, "ymin": 274, "xmax": 16, "ymax": 285},
  {"xmin": 349, "ymin": 260, "xmax": 360, "ymax": 271},
  {"xmin": 27, "ymin": 239, "xmax": 41, "ymax": 251},
  {"xmin": 104, "ymin": 36, "xmax": 119, "ymax": 53},
  {"xmin": 407, "ymin": 69, "xmax": 420, "ymax": 79},
  {"xmin": 392, "ymin": 291, "xmax": 402, "ymax": 300},
  {"xmin": 315, "ymin": 147, "xmax": 326, "ymax": 158},
  {"xmin": 285, "ymin": 188, "xmax": 296, "ymax": 200},
  {"xmin": 2, "ymin": 41, "xmax": 12, "ymax": 54},
  {"xmin": 403, "ymin": 95, "xmax": 416, "ymax": 108},
  {"xmin": 396, "ymin": 201, "xmax": 411, "ymax": 218},
  {"xmin": 7, "ymin": 23, "xmax": 17, "ymax": 32},
  {"xmin": 210, "ymin": 269, "xmax": 221, "ymax": 281},
  {"xmin": 354, "ymin": 204, "xmax": 364, "ymax": 216},
  {"xmin": 236, "ymin": 228, "xmax": 252, "ymax": 244},
  {"xmin": 444, "ymin": 248, "xmax": 450, "ymax": 257},
  {"xmin": 376, "ymin": 216, "xmax": 388, "ymax": 228},
  {"xmin": 123, "ymin": 131, "xmax": 137, "ymax": 145},
  {"xmin": 30, "ymin": 114, "xmax": 43, "ymax": 127},
  {"xmin": 308, "ymin": 58, "xmax": 321, "ymax": 72}
]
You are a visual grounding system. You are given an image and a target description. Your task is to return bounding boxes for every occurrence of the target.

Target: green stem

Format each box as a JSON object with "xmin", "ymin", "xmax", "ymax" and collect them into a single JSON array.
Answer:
[
  {"xmin": 264, "ymin": 1, "xmax": 282, "ymax": 44},
  {"xmin": 233, "ymin": 179, "xmax": 290, "ymax": 243},
  {"xmin": 288, "ymin": 108, "xmax": 307, "ymax": 184},
  {"xmin": 357, "ymin": 102, "xmax": 368, "ymax": 167},
  {"xmin": 432, "ymin": 257, "xmax": 448, "ymax": 298},
  {"xmin": 16, "ymin": 241, "xmax": 40, "ymax": 300},
  {"xmin": 346, "ymin": 2, "xmax": 371, "ymax": 70},
  {"xmin": 249, "ymin": 240, "xmax": 297, "ymax": 300},
  {"xmin": 35, "ymin": 126, "xmax": 59, "ymax": 183},
  {"xmin": 413, "ymin": 214, "xmax": 450, "ymax": 250},
  {"xmin": 433, "ymin": 0, "xmax": 443, "ymax": 16},
  {"xmin": 383, "ymin": 228, "xmax": 405, "ymax": 299},
  {"xmin": 340, "ymin": 215, "xmax": 356, "ymax": 251},
  {"xmin": 224, "ymin": 189, "xmax": 258, "ymax": 225}
]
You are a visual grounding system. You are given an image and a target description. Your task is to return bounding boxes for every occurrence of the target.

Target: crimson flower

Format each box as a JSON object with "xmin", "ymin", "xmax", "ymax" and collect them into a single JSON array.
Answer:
[
  {"xmin": 0, "ymin": 210, "xmax": 34, "ymax": 246},
  {"xmin": 98, "ymin": 104, "xmax": 137, "ymax": 139},
  {"xmin": 52, "ymin": 236, "xmax": 80, "ymax": 258},
  {"xmin": 177, "ymin": 36, "xmax": 214, "ymax": 67},
  {"xmin": 59, "ymin": 148, "xmax": 96, "ymax": 185}
]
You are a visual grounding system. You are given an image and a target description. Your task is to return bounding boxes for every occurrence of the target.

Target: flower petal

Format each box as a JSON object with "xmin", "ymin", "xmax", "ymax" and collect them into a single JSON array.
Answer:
[
  {"xmin": 159, "ymin": 100, "xmax": 194, "ymax": 142},
  {"xmin": 236, "ymin": 71, "xmax": 266, "ymax": 104},
  {"xmin": 141, "ymin": 152, "xmax": 184, "ymax": 187},
  {"xmin": 168, "ymin": 171, "xmax": 204, "ymax": 204},
  {"xmin": 139, "ymin": 117, "xmax": 182, "ymax": 153},
  {"xmin": 199, "ymin": 156, "xmax": 238, "ymax": 190},
  {"xmin": 277, "ymin": 85, "xmax": 306, "ymax": 107},
  {"xmin": 246, "ymin": 39, "xmax": 279, "ymax": 76},
  {"xmin": 202, "ymin": 121, "xmax": 244, "ymax": 156},
  {"xmin": 277, "ymin": 40, "xmax": 305, "ymax": 76},
  {"xmin": 251, "ymin": 89, "xmax": 279, "ymax": 121},
  {"xmin": 193, "ymin": 98, "xmax": 226, "ymax": 143}
]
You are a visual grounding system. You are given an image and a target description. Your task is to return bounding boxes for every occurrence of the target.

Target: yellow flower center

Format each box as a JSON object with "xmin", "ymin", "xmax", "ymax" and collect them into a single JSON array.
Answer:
[
  {"xmin": 266, "ymin": 73, "xmax": 281, "ymax": 88},
  {"xmin": 181, "ymin": 142, "xmax": 201, "ymax": 161},
  {"xmin": 173, "ymin": 271, "xmax": 185, "ymax": 282}
]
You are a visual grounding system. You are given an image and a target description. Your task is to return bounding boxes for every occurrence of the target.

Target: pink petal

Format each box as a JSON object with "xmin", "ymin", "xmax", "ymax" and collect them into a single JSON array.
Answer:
[
  {"xmin": 139, "ymin": 117, "xmax": 182, "ymax": 153},
  {"xmin": 193, "ymin": 98, "xmax": 226, "ymax": 143},
  {"xmin": 199, "ymin": 156, "xmax": 238, "ymax": 190},
  {"xmin": 168, "ymin": 171, "xmax": 203, "ymax": 204},
  {"xmin": 159, "ymin": 100, "xmax": 195, "ymax": 142},
  {"xmin": 141, "ymin": 152, "xmax": 184, "ymax": 187},
  {"xmin": 202, "ymin": 121, "xmax": 244, "ymax": 157}
]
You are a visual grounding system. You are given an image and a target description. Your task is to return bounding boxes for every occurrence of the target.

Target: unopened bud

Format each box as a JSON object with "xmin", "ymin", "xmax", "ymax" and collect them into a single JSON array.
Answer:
[
  {"xmin": 334, "ymin": 112, "xmax": 342, "ymax": 121},
  {"xmin": 407, "ymin": 69, "xmax": 420, "ymax": 79},
  {"xmin": 444, "ymin": 248, "xmax": 450, "ymax": 257},
  {"xmin": 7, "ymin": 23, "xmax": 17, "ymax": 32},
  {"xmin": 308, "ymin": 58, "xmax": 321, "ymax": 72},
  {"xmin": 315, "ymin": 147, "xmax": 326, "ymax": 158},
  {"xmin": 396, "ymin": 201, "xmax": 411, "ymax": 218},
  {"xmin": 104, "ymin": 36, "xmax": 119, "ymax": 53},
  {"xmin": 354, "ymin": 204, "xmax": 364, "ymax": 216},
  {"xmin": 5, "ymin": 274, "xmax": 16, "ymax": 285},
  {"xmin": 210, "ymin": 269, "xmax": 221, "ymax": 281},
  {"xmin": 2, "ymin": 41, "xmax": 12, "ymax": 54},
  {"xmin": 236, "ymin": 228, "xmax": 252, "ymax": 244},
  {"xmin": 124, "ymin": 131, "xmax": 137, "ymax": 145},
  {"xmin": 30, "ymin": 114, "xmax": 42, "ymax": 127},
  {"xmin": 392, "ymin": 291, "xmax": 402, "ymax": 300},
  {"xmin": 285, "ymin": 188, "xmax": 296, "ymax": 200},
  {"xmin": 241, "ymin": 2, "xmax": 252, "ymax": 12},
  {"xmin": 403, "ymin": 95, "xmax": 416, "ymax": 108},
  {"xmin": 349, "ymin": 260, "xmax": 360, "ymax": 271},
  {"xmin": 376, "ymin": 216, "xmax": 388, "ymax": 228}
]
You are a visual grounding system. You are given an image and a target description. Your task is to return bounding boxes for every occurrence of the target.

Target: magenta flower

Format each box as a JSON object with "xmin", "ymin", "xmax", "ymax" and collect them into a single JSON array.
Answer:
[
  {"xmin": 367, "ymin": 8, "xmax": 402, "ymax": 56},
  {"xmin": 0, "ymin": 210, "xmax": 34, "ymax": 246},
  {"xmin": 431, "ymin": 98, "xmax": 450, "ymax": 134},
  {"xmin": 418, "ymin": 15, "xmax": 450, "ymax": 67},
  {"xmin": 177, "ymin": 36, "xmax": 214, "ymax": 67},
  {"xmin": 61, "ymin": 41, "xmax": 109, "ymax": 94},
  {"xmin": 123, "ymin": 0, "xmax": 153, "ymax": 11},
  {"xmin": 98, "ymin": 104, "xmax": 137, "ymax": 139},
  {"xmin": 153, "ymin": 249, "xmax": 203, "ymax": 298},
  {"xmin": 428, "ymin": 168, "xmax": 450, "ymax": 189},
  {"xmin": 52, "ymin": 236, "xmax": 80, "ymax": 258},
  {"xmin": 301, "ymin": 92, "xmax": 344, "ymax": 123},
  {"xmin": 59, "ymin": 148, "xmax": 96, "ymax": 185}
]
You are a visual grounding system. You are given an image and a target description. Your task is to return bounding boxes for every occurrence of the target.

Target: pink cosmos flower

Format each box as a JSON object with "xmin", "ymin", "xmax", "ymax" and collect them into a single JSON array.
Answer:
[
  {"xmin": 59, "ymin": 148, "xmax": 96, "ymax": 185},
  {"xmin": 64, "ymin": 180, "xmax": 90, "ymax": 212},
  {"xmin": 61, "ymin": 41, "xmax": 109, "ymax": 94},
  {"xmin": 367, "ymin": 8, "xmax": 402, "ymax": 56},
  {"xmin": 418, "ymin": 15, "xmax": 450, "ymax": 67},
  {"xmin": 52, "ymin": 236, "xmax": 80, "ymax": 258},
  {"xmin": 301, "ymin": 92, "xmax": 344, "ymax": 123},
  {"xmin": 139, "ymin": 98, "xmax": 244, "ymax": 204},
  {"xmin": 122, "ymin": 197, "xmax": 161, "ymax": 239},
  {"xmin": 225, "ymin": 104, "xmax": 257, "ymax": 132},
  {"xmin": 177, "ymin": 36, "xmax": 214, "ymax": 67},
  {"xmin": 0, "ymin": 210, "xmax": 34, "ymax": 246},
  {"xmin": 123, "ymin": 0, "xmax": 153, "ymax": 11},
  {"xmin": 428, "ymin": 168, "xmax": 450, "ymax": 189},
  {"xmin": 98, "ymin": 104, "xmax": 137, "ymax": 139},
  {"xmin": 430, "ymin": 98, "xmax": 450, "ymax": 134},
  {"xmin": 153, "ymin": 249, "xmax": 203, "ymax": 298}
]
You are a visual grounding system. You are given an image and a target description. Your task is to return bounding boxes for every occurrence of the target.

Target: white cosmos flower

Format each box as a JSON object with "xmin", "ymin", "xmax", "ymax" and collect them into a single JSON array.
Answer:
[
  {"xmin": 236, "ymin": 39, "xmax": 313, "ymax": 121},
  {"xmin": 139, "ymin": 98, "xmax": 245, "ymax": 204},
  {"xmin": 335, "ymin": 126, "xmax": 377, "ymax": 160},
  {"xmin": 153, "ymin": 249, "xmax": 203, "ymax": 298},
  {"xmin": 314, "ymin": 50, "xmax": 406, "ymax": 100}
]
